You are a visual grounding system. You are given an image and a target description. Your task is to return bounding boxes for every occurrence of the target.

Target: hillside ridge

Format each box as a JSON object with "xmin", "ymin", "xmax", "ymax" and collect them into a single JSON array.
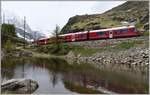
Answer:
[{"xmin": 61, "ymin": 1, "xmax": 149, "ymax": 34}]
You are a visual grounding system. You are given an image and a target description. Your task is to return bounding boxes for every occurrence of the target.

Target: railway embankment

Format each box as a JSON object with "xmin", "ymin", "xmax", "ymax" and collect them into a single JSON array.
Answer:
[{"xmin": 65, "ymin": 36, "xmax": 149, "ymax": 73}]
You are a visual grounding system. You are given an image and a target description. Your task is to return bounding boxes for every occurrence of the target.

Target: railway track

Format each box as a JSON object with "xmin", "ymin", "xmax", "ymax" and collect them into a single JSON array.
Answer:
[{"xmin": 68, "ymin": 36, "xmax": 148, "ymax": 48}]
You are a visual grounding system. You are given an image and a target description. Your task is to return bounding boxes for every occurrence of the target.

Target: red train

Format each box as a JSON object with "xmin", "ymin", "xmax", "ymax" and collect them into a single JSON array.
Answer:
[
  {"xmin": 33, "ymin": 25, "xmax": 139, "ymax": 45},
  {"xmin": 33, "ymin": 38, "xmax": 49, "ymax": 45}
]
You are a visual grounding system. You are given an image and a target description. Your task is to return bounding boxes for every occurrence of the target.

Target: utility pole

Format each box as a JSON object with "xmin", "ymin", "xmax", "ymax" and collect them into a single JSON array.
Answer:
[
  {"xmin": 34, "ymin": 32, "xmax": 36, "ymax": 41},
  {"xmin": 86, "ymin": 28, "xmax": 90, "ymax": 40},
  {"xmin": 3, "ymin": 13, "xmax": 5, "ymax": 24},
  {"xmin": 29, "ymin": 22, "xmax": 32, "ymax": 44},
  {"xmin": 7, "ymin": 20, "xmax": 9, "ymax": 24},
  {"xmin": 24, "ymin": 16, "xmax": 26, "ymax": 49}
]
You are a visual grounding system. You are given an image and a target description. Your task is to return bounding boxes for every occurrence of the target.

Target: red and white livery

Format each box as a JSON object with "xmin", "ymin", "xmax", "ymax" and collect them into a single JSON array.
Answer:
[
  {"xmin": 60, "ymin": 25, "xmax": 138, "ymax": 42},
  {"xmin": 33, "ymin": 25, "xmax": 139, "ymax": 45}
]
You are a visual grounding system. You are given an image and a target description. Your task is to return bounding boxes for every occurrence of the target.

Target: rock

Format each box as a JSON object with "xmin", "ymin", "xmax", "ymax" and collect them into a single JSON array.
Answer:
[
  {"xmin": 6, "ymin": 50, "xmax": 33, "ymax": 57},
  {"xmin": 21, "ymin": 51, "xmax": 33, "ymax": 57},
  {"xmin": 1, "ymin": 79, "xmax": 38, "ymax": 94},
  {"xmin": 66, "ymin": 51, "xmax": 76, "ymax": 58}
]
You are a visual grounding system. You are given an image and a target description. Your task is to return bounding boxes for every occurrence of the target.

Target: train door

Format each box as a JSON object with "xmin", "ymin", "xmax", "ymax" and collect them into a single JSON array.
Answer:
[
  {"xmin": 109, "ymin": 31, "xmax": 113, "ymax": 38},
  {"xmin": 44, "ymin": 40, "xmax": 47, "ymax": 44},
  {"xmin": 72, "ymin": 34, "xmax": 75, "ymax": 41}
]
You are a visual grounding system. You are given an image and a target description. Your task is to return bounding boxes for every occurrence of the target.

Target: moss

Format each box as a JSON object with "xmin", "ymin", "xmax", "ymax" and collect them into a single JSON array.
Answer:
[
  {"xmin": 116, "ymin": 41, "xmax": 134, "ymax": 49},
  {"xmin": 64, "ymin": 81, "xmax": 102, "ymax": 94},
  {"xmin": 142, "ymin": 31, "xmax": 149, "ymax": 36}
]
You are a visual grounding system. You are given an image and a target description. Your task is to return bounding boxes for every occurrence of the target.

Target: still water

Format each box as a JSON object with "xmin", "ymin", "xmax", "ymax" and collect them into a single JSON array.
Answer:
[{"xmin": 1, "ymin": 57, "xmax": 149, "ymax": 94}]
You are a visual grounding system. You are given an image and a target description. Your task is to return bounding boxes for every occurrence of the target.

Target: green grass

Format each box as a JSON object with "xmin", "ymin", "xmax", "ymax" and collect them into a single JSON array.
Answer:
[
  {"xmin": 71, "ymin": 46, "xmax": 102, "ymax": 56},
  {"xmin": 116, "ymin": 41, "xmax": 134, "ymax": 49},
  {"xmin": 70, "ymin": 39, "xmax": 145, "ymax": 56},
  {"xmin": 33, "ymin": 43, "xmax": 71, "ymax": 55},
  {"xmin": 116, "ymin": 40, "xmax": 144, "ymax": 50}
]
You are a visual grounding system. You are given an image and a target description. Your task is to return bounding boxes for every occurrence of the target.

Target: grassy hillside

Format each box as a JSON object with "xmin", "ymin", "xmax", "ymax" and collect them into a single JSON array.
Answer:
[{"xmin": 61, "ymin": 1, "xmax": 149, "ymax": 34}]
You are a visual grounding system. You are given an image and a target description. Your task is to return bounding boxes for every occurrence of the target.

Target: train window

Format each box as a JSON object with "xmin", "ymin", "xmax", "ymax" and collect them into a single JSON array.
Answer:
[
  {"xmin": 121, "ymin": 29, "xmax": 127, "ymax": 32},
  {"xmin": 81, "ymin": 34, "xmax": 85, "ymax": 37},
  {"xmin": 130, "ymin": 28, "xmax": 136, "ymax": 32},
  {"xmin": 117, "ymin": 30, "xmax": 120, "ymax": 33},
  {"xmin": 97, "ymin": 32, "xmax": 104, "ymax": 35},
  {"xmin": 105, "ymin": 31, "xmax": 108, "ymax": 34},
  {"xmin": 134, "ymin": 28, "xmax": 137, "ymax": 32},
  {"xmin": 114, "ymin": 30, "xmax": 118, "ymax": 34}
]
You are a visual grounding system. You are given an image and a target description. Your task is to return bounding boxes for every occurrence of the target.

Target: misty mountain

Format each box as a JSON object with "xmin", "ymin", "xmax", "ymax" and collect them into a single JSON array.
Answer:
[{"xmin": 2, "ymin": 11, "xmax": 46, "ymax": 41}]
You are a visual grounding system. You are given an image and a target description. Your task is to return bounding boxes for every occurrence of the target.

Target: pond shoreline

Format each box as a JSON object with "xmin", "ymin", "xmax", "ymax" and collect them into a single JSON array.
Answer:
[
  {"xmin": 2, "ymin": 45, "xmax": 148, "ymax": 74},
  {"xmin": 1, "ymin": 49, "xmax": 64, "ymax": 59}
]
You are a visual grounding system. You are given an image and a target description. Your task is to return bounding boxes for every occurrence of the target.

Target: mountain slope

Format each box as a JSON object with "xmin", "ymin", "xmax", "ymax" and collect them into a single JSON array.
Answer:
[{"xmin": 61, "ymin": 1, "xmax": 149, "ymax": 34}]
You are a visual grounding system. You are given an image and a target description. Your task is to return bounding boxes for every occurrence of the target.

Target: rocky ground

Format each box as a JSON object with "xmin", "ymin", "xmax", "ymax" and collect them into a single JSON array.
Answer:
[
  {"xmin": 1, "ymin": 49, "xmax": 33, "ymax": 59},
  {"xmin": 65, "ymin": 36, "xmax": 149, "ymax": 73}
]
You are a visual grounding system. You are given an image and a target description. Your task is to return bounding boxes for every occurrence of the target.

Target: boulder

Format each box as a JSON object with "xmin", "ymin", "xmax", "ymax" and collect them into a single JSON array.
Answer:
[{"xmin": 1, "ymin": 79, "xmax": 38, "ymax": 94}]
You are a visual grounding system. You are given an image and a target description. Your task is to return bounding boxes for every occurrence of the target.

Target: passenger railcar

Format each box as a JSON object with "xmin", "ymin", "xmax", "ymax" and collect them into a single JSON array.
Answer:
[{"xmin": 33, "ymin": 38, "xmax": 49, "ymax": 45}]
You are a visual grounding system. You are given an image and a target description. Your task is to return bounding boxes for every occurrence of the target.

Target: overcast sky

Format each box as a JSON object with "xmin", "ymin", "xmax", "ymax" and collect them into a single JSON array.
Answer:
[{"xmin": 2, "ymin": 1, "xmax": 125, "ymax": 37}]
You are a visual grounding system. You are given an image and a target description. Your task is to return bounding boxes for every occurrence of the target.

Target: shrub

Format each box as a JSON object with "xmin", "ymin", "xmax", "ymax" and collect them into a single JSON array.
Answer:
[
  {"xmin": 142, "ymin": 31, "xmax": 149, "ymax": 36},
  {"xmin": 34, "ymin": 43, "xmax": 72, "ymax": 55},
  {"xmin": 4, "ymin": 40, "xmax": 14, "ymax": 52}
]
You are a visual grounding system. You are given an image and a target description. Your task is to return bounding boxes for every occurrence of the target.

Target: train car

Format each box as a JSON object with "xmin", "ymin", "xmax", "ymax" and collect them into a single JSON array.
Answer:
[
  {"xmin": 59, "ymin": 33, "xmax": 73, "ymax": 42},
  {"xmin": 88, "ymin": 25, "xmax": 138, "ymax": 40},
  {"xmin": 74, "ymin": 31, "xmax": 88, "ymax": 41},
  {"xmin": 60, "ymin": 31, "xmax": 88, "ymax": 42},
  {"xmin": 33, "ymin": 38, "xmax": 49, "ymax": 45},
  {"xmin": 38, "ymin": 38, "xmax": 49, "ymax": 45},
  {"xmin": 89, "ymin": 29, "xmax": 109, "ymax": 40},
  {"xmin": 109, "ymin": 25, "xmax": 138, "ymax": 38}
]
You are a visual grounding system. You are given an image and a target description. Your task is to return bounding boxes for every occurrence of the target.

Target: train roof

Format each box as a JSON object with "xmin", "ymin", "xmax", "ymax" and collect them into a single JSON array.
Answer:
[
  {"xmin": 38, "ymin": 38, "xmax": 49, "ymax": 40},
  {"xmin": 90, "ymin": 25, "xmax": 135, "ymax": 33},
  {"xmin": 59, "ymin": 31, "xmax": 88, "ymax": 36}
]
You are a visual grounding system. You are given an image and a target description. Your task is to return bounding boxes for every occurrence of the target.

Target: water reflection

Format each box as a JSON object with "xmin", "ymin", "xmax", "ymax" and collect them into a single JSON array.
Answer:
[
  {"xmin": 50, "ymin": 72, "xmax": 58, "ymax": 88},
  {"xmin": 1, "ymin": 57, "xmax": 149, "ymax": 94}
]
